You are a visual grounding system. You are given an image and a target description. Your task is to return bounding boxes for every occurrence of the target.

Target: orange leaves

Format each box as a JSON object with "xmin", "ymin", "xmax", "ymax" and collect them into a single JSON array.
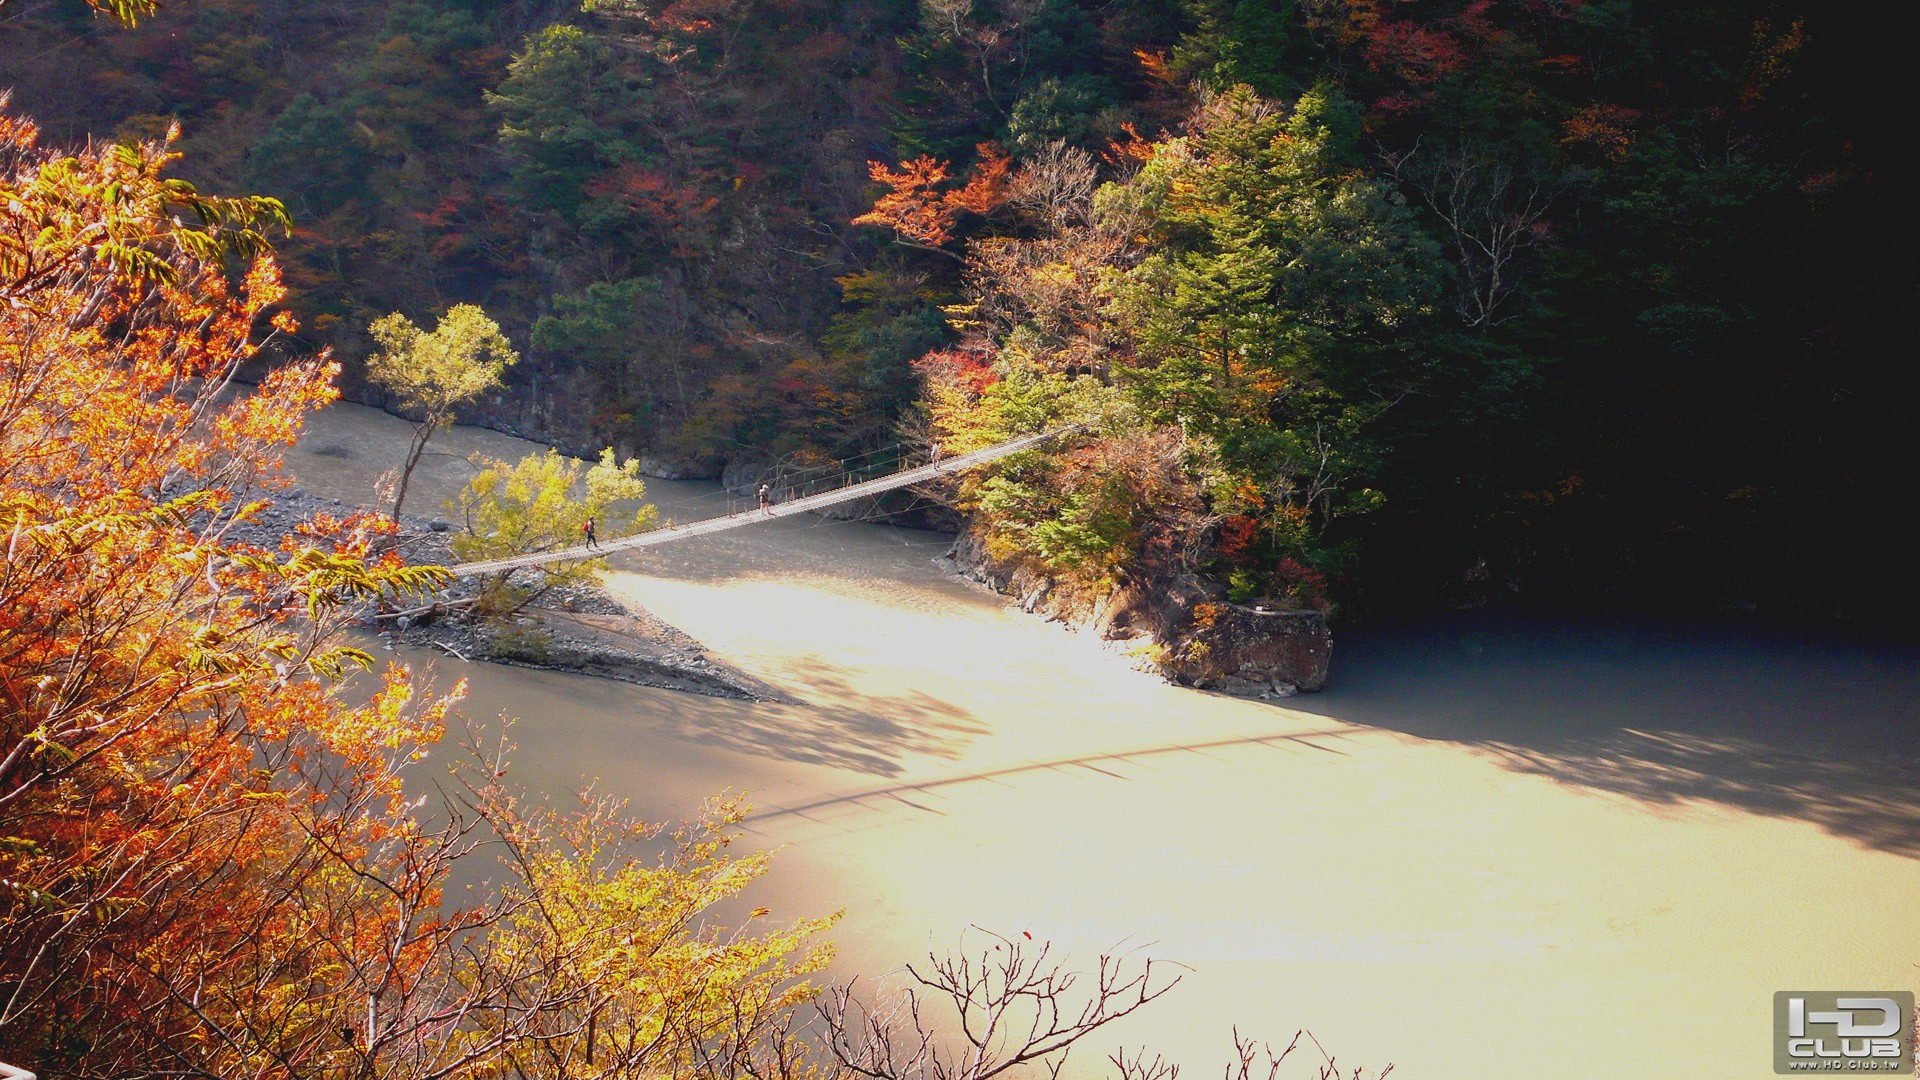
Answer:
[
  {"xmin": 1216, "ymin": 514, "xmax": 1261, "ymax": 565},
  {"xmin": 855, "ymin": 155, "xmax": 956, "ymax": 245},
  {"xmin": 2, "ymin": 113, "xmax": 312, "ymax": 509},
  {"xmin": 1, "ymin": 99, "xmax": 834, "ymax": 1079},
  {"xmin": 656, "ymin": 0, "xmax": 738, "ymax": 39},
  {"xmin": 0, "ymin": 103, "xmax": 39, "ymax": 152},
  {"xmin": 1561, "ymin": 103, "xmax": 1641, "ymax": 161},
  {"xmin": 947, "ymin": 142, "xmax": 1011, "ymax": 215},
  {"xmin": 1104, "ymin": 122, "xmax": 1161, "ymax": 169},
  {"xmin": 853, "ymin": 143, "xmax": 1011, "ymax": 248},
  {"xmin": 0, "ymin": 102, "xmax": 467, "ymax": 1070},
  {"xmin": 1133, "ymin": 49, "xmax": 1177, "ymax": 87}
]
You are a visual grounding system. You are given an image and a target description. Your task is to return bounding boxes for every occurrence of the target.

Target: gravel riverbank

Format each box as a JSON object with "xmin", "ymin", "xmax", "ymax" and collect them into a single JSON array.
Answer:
[{"xmin": 224, "ymin": 488, "xmax": 779, "ymax": 702}]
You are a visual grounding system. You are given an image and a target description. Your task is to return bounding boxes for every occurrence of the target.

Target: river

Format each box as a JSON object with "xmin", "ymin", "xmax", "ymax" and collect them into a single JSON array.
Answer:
[{"xmin": 291, "ymin": 401, "xmax": 1920, "ymax": 1079}]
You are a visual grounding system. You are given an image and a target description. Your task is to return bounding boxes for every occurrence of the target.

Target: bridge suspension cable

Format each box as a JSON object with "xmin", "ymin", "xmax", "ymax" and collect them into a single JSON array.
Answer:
[{"xmin": 445, "ymin": 425, "xmax": 1079, "ymax": 578}]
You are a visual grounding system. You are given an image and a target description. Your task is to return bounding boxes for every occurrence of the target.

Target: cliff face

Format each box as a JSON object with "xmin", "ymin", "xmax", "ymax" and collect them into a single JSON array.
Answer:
[{"xmin": 941, "ymin": 532, "xmax": 1331, "ymax": 695}]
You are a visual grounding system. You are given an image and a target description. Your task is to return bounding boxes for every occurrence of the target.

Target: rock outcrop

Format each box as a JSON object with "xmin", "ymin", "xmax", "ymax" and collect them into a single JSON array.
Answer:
[
  {"xmin": 940, "ymin": 532, "xmax": 1331, "ymax": 695},
  {"xmin": 1163, "ymin": 603, "xmax": 1330, "ymax": 694}
]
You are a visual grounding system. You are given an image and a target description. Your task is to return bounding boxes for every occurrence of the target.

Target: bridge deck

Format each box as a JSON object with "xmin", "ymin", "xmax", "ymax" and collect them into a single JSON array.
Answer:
[{"xmin": 447, "ymin": 425, "xmax": 1077, "ymax": 577}]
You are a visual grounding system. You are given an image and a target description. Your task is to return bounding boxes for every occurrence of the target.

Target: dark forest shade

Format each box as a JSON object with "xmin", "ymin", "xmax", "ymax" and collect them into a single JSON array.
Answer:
[{"xmin": 1, "ymin": 0, "xmax": 1904, "ymax": 622}]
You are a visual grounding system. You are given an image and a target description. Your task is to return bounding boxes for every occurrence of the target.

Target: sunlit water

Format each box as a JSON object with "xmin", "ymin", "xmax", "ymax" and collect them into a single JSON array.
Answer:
[{"xmin": 291, "ymin": 402, "xmax": 1920, "ymax": 1079}]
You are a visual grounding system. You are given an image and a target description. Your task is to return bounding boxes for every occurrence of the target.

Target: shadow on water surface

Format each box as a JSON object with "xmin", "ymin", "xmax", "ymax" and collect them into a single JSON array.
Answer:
[
  {"xmin": 686, "ymin": 660, "xmax": 989, "ymax": 777},
  {"xmin": 450, "ymin": 654, "xmax": 989, "ymax": 779},
  {"xmin": 1287, "ymin": 612, "xmax": 1920, "ymax": 857}
]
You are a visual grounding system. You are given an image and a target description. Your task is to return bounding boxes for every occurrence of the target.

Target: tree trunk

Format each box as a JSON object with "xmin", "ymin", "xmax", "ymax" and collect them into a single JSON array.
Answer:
[{"xmin": 391, "ymin": 419, "xmax": 438, "ymax": 524}]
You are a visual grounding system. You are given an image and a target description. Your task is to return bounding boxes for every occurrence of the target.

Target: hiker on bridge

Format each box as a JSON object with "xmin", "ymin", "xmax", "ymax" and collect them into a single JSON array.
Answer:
[
  {"xmin": 757, "ymin": 482, "xmax": 773, "ymax": 515},
  {"xmin": 582, "ymin": 515, "xmax": 599, "ymax": 550}
]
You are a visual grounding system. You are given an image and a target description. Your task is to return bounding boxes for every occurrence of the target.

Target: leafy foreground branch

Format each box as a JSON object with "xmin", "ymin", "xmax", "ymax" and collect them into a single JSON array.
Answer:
[{"xmin": 0, "ymin": 96, "xmax": 822, "ymax": 1078}]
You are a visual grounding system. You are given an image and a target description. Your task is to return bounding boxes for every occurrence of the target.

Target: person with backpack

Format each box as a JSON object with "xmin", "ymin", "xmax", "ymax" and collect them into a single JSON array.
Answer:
[
  {"xmin": 757, "ymin": 482, "xmax": 772, "ymax": 515},
  {"xmin": 581, "ymin": 515, "xmax": 599, "ymax": 550}
]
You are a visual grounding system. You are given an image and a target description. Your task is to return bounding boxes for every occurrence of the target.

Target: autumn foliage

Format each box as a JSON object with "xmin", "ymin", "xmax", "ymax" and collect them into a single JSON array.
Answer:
[
  {"xmin": 0, "ymin": 101, "xmax": 825, "ymax": 1077},
  {"xmin": 852, "ymin": 143, "xmax": 1011, "ymax": 248}
]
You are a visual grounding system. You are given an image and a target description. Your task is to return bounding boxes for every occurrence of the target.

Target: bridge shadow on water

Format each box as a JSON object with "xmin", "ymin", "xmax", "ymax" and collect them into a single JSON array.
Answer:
[{"xmin": 1284, "ymin": 612, "xmax": 1920, "ymax": 858}]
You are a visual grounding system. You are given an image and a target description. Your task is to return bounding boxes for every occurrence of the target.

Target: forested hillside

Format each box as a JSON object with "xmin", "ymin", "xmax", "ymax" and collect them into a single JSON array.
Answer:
[{"xmin": 1, "ymin": 0, "xmax": 1903, "ymax": 619}]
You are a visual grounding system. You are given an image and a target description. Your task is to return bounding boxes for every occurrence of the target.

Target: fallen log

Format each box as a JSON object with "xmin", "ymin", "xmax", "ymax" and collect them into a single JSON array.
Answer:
[{"xmin": 371, "ymin": 597, "xmax": 478, "ymax": 622}]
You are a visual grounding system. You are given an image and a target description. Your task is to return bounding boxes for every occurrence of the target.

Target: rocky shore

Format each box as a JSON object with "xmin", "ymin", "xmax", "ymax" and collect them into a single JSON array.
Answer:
[
  {"xmin": 939, "ymin": 532, "xmax": 1331, "ymax": 698},
  {"xmin": 221, "ymin": 488, "xmax": 779, "ymax": 702}
]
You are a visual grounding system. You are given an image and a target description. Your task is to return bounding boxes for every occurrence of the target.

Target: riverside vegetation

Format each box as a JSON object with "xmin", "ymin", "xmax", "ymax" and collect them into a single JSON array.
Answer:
[{"xmin": 0, "ymin": 0, "xmax": 1899, "ymax": 625}]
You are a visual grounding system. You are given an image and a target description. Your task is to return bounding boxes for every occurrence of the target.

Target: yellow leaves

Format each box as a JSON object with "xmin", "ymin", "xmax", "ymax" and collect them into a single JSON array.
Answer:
[
  {"xmin": 365, "ymin": 305, "xmax": 518, "ymax": 417},
  {"xmin": 466, "ymin": 794, "xmax": 833, "ymax": 1062},
  {"xmin": 95, "ymin": 239, "xmax": 175, "ymax": 282},
  {"xmin": 447, "ymin": 447, "xmax": 655, "ymax": 612},
  {"xmin": 1033, "ymin": 262, "xmax": 1077, "ymax": 287},
  {"xmin": 306, "ymin": 646, "xmax": 375, "ymax": 679},
  {"xmin": 229, "ymin": 545, "xmax": 450, "ymax": 618},
  {"xmin": 291, "ymin": 667, "xmax": 456, "ymax": 817}
]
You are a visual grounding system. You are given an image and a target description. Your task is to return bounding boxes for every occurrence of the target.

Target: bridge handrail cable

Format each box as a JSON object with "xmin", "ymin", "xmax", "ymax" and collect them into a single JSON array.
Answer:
[{"xmin": 445, "ymin": 425, "xmax": 1079, "ymax": 577}]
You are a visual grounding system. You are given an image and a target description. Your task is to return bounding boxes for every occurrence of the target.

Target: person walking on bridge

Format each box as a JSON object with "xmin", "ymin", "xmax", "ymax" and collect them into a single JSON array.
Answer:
[
  {"xmin": 582, "ymin": 515, "xmax": 599, "ymax": 550},
  {"xmin": 757, "ymin": 482, "xmax": 773, "ymax": 515}
]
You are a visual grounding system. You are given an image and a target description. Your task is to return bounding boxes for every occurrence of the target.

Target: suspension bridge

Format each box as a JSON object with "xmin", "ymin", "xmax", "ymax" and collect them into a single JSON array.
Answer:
[{"xmin": 446, "ymin": 425, "xmax": 1080, "ymax": 577}]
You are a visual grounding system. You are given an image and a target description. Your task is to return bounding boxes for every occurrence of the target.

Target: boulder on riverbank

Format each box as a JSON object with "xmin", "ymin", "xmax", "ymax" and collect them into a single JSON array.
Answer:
[{"xmin": 940, "ymin": 532, "xmax": 1331, "ymax": 696}]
